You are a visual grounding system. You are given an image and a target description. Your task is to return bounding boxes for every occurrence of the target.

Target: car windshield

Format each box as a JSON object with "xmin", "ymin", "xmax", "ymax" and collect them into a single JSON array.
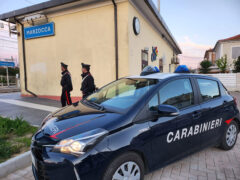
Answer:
[{"xmin": 86, "ymin": 78, "xmax": 159, "ymax": 112}]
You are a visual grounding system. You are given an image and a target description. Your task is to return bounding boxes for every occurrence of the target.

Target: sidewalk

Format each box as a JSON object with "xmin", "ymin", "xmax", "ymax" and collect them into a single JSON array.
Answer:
[
  {"xmin": 0, "ymin": 92, "xmax": 60, "ymax": 126},
  {"xmin": 0, "ymin": 86, "xmax": 20, "ymax": 93}
]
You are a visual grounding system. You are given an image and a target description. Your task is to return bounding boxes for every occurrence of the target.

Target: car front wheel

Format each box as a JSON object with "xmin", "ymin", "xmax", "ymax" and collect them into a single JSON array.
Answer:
[
  {"xmin": 220, "ymin": 120, "xmax": 239, "ymax": 150},
  {"xmin": 103, "ymin": 152, "xmax": 144, "ymax": 180}
]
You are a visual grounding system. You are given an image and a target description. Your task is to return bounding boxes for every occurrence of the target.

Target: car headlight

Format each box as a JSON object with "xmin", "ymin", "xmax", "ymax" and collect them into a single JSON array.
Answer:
[{"xmin": 51, "ymin": 128, "xmax": 108, "ymax": 155}]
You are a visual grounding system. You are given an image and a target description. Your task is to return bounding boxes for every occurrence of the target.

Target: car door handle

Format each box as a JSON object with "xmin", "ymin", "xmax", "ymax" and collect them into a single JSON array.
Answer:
[{"xmin": 192, "ymin": 111, "xmax": 201, "ymax": 119}]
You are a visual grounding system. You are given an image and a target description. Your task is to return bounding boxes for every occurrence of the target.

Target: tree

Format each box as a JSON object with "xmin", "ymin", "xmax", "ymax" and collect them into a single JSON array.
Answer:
[
  {"xmin": 200, "ymin": 60, "xmax": 212, "ymax": 74},
  {"xmin": 216, "ymin": 54, "xmax": 228, "ymax": 73},
  {"xmin": 234, "ymin": 56, "xmax": 240, "ymax": 72}
]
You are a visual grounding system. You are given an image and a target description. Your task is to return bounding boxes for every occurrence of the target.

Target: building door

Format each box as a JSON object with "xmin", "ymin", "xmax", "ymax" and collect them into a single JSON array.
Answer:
[{"xmin": 141, "ymin": 50, "xmax": 148, "ymax": 70}]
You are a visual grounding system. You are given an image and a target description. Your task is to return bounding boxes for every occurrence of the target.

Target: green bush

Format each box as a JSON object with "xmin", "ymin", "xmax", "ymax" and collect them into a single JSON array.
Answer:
[
  {"xmin": 0, "ymin": 117, "xmax": 37, "ymax": 136},
  {"xmin": 0, "ymin": 116, "xmax": 38, "ymax": 163},
  {"xmin": 0, "ymin": 67, "xmax": 19, "ymax": 76},
  {"xmin": 199, "ymin": 60, "xmax": 212, "ymax": 74},
  {"xmin": 216, "ymin": 55, "xmax": 228, "ymax": 73},
  {"xmin": 234, "ymin": 56, "xmax": 240, "ymax": 72}
]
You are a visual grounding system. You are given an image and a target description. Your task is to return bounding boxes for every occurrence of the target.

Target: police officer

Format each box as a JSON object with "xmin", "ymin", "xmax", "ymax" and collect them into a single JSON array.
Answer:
[
  {"xmin": 80, "ymin": 63, "xmax": 95, "ymax": 98},
  {"xmin": 60, "ymin": 62, "xmax": 73, "ymax": 107}
]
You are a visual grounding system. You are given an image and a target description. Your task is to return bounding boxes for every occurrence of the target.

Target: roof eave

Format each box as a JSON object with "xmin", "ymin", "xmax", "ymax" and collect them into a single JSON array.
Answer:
[{"xmin": 145, "ymin": 0, "xmax": 182, "ymax": 54}]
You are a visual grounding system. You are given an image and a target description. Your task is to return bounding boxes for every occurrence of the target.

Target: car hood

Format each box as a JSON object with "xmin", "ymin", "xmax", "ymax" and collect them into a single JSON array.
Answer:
[{"xmin": 40, "ymin": 101, "xmax": 123, "ymax": 141}]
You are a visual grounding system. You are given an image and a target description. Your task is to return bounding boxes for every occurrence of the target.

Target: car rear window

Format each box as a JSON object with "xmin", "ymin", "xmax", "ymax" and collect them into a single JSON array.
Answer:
[{"xmin": 197, "ymin": 79, "xmax": 220, "ymax": 102}]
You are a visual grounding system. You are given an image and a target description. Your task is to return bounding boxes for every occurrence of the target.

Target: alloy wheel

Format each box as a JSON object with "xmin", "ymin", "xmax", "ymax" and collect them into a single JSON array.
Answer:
[
  {"xmin": 112, "ymin": 161, "xmax": 141, "ymax": 180},
  {"xmin": 226, "ymin": 124, "xmax": 237, "ymax": 147}
]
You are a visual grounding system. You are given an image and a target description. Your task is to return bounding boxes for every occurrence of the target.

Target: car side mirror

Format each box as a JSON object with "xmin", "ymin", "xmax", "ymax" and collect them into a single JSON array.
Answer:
[{"xmin": 157, "ymin": 104, "xmax": 179, "ymax": 117}]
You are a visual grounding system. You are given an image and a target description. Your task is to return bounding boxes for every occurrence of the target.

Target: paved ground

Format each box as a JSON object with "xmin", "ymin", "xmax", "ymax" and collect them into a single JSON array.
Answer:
[
  {"xmin": 1, "ymin": 92, "xmax": 240, "ymax": 180},
  {"xmin": 0, "ymin": 92, "xmax": 60, "ymax": 126},
  {"xmin": 0, "ymin": 86, "xmax": 20, "ymax": 93}
]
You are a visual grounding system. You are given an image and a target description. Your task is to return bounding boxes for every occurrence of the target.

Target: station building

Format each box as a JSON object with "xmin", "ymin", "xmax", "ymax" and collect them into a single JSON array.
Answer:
[{"xmin": 0, "ymin": 0, "xmax": 181, "ymax": 101}]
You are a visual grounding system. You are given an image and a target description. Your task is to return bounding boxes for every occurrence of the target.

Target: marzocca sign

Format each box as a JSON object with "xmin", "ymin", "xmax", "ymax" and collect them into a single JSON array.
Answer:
[{"xmin": 24, "ymin": 22, "xmax": 55, "ymax": 39}]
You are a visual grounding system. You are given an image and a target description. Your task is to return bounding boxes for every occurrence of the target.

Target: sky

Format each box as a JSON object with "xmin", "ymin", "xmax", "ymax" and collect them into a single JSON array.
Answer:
[
  {"xmin": 154, "ymin": 0, "xmax": 240, "ymax": 68},
  {"xmin": 0, "ymin": 0, "xmax": 240, "ymax": 68}
]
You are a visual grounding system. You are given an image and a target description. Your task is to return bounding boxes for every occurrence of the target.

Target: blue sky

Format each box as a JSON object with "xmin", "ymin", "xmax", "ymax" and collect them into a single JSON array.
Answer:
[
  {"xmin": 1, "ymin": 0, "xmax": 240, "ymax": 59},
  {"xmin": 154, "ymin": 0, "xmax": 240, "ymax": 59}
]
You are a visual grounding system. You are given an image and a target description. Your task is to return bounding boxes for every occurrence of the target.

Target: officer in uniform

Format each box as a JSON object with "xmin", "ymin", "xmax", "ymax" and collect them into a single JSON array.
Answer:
[
  {"xmin": 80, "ymin": 63, "xmax": 95, "ymax": 98},
  {"xmin": 60, "ymin": 62, "xmax": 73, "ymax": 107}
]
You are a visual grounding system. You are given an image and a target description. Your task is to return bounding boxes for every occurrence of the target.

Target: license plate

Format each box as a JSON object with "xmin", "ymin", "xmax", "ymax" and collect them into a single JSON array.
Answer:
[{"xmin": 31, "ymin": 151, "xmax": 37, "ymax": 170}]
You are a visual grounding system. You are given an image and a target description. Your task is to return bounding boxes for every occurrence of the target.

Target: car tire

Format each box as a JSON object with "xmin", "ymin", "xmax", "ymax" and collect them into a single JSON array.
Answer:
[
  {"xmin": 102, "ymin": 152, "xmax": 144, "ymax": 180},
  {"xmin": 220, "ymin": 120, "xmax": 239, "ymax": 150}
]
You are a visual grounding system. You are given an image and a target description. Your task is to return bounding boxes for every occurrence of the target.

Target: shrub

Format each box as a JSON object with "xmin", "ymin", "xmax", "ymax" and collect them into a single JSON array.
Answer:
[
  {"xmin": 216, "ymin": 55, "xmax": 228, "ymax": 73},
  {"xmin": 200, "ymin": 60, "xmax": 212, "ymax": 74},
  {"xmin": 234, "ymin": 56, "xmax": 240, "ymax": 72}
]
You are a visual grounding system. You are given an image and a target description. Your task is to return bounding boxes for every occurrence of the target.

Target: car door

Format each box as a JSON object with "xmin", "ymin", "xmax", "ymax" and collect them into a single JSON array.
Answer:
[
  {"xmin": 195, "ymin": 78, "xmax": 224, "ymax": 148},
  {"xmin": 148, "ymin": 78, "xmax": 201, "ymax": 168}
]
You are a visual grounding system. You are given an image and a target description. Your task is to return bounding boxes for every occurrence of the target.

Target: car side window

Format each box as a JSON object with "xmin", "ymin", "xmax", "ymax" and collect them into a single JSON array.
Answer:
[
  {"xmin": 159, "ymin": 79, "xmax": 194, "ymax": 109},
  {"xmin": 148, "ymin": 94, "xmax": 159, "ymax": 111},
  {"xmin": 197, "ymin": 79, "xmax": 220, "ymax": 102}
]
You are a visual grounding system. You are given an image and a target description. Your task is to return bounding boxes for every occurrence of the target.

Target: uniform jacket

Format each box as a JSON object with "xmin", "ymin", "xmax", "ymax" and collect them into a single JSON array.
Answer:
[
  {"xmin": 80, "ymin": 72, "xmax": 95, "ymax": 97},
  {"xmin": 61, "ymin": 70, "xmax": 73, "ymax": 92}
]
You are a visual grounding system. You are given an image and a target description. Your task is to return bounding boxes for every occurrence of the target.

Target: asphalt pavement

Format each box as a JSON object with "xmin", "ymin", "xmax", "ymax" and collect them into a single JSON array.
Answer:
[{"xmin": 0, "ymin": 92, "xmax": 61, "ymax": 126}]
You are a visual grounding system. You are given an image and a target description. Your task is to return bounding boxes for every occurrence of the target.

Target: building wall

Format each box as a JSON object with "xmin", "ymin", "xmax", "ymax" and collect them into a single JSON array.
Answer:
[
  {"xmin": 0, "ymin": 20, "xmax": 18, "ymax": 65},
  {"xmin": 128, "ymin": 3, "xmax": 175, "ymax": 76},
  {"xmin": 215, "ymin": 43, "xmax": 222, "ymax": 60},
  {"xmin": 222, "ymin": 41, "xmax": 240, "ymax": 67},
  {"xmin": 207, "ymin": 73, "xmax": 240, "ymax": 91},
  {"xmin": 17, "ymin": 2, "xmax": 129, "ymax": 98}
]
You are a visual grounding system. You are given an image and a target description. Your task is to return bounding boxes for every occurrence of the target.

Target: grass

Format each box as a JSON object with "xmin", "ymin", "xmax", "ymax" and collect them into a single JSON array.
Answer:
[{"xmin": 0, "ymin": 116, "xmax": 38, "ymax": 163}]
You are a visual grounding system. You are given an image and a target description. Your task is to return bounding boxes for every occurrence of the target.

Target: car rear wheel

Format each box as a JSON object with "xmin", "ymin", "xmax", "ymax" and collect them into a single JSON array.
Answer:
[
  {"xmin": 220, "ymin": 120, "xmax": 239, "ymax": 150},
  {"xmin": 102, "ymin": 152, "xmax": 144, "ymax": 180}
]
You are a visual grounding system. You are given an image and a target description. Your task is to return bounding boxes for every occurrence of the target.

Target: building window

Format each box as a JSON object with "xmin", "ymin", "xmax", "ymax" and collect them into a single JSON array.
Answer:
[
  {"xmin": 141, "ymin": 50, "xmax": 148, "ymax": 70},
  {"xmin": 232, "ymin": 47, "xmax": 240, "ymax": 59}
]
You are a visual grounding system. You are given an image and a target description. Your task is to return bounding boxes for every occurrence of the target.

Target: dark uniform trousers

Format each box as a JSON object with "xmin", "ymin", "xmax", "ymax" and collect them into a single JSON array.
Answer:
[
  {"xmin": 61, "ymin": 90, "xmax": 72, "ymax": 107},
  {"xmin": 61, "ymin": 70, "xmax": 73, "ymax": 107}
]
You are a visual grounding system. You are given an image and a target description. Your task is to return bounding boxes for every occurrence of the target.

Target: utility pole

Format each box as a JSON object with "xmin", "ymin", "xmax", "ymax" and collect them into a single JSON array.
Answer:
[
  {"xmin": 157, "ymin": 0, "xmax": 160, "ymax": 13},
  {"xmin": 6, "ymin": 66, "xmax": 9, "ymax": 87}
]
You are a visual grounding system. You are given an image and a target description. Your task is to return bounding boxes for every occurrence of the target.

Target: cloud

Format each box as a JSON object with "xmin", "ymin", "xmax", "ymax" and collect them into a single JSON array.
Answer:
[
  {"xmin": 179, "ymin": 36, "xmax": 212, "ymax": 58},
  {"xmin": 177, "ymin": 36, "xmax": 213, "ymax": 69}
]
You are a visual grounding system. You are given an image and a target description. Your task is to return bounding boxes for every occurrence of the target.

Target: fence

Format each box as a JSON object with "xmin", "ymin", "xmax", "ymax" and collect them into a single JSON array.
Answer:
[
  {"xmin": 207, "ymin": 73, "xmax": 240, "ymax": 91},
  {"xmin": 0, "ymin": 75, "xmax": 18, "ymax": 87}
]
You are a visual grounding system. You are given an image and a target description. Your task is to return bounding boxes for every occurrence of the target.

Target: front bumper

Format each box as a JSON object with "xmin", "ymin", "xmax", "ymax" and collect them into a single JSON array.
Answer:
[{"xmin": 31, "ymin": 144, "xmax": 109, "ymax": 180}]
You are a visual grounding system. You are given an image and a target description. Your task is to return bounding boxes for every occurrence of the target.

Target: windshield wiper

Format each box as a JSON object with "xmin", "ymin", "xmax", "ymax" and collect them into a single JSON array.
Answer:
[{"xmin": 82, "ymin": 99, "xmax": 105, "ymax": 111}]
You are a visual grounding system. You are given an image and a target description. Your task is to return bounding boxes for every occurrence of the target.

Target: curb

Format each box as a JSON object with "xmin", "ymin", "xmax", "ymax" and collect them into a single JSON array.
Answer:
[{"xmin": 0, "ymin": 151, "xmax": 31, "ymax": 178}]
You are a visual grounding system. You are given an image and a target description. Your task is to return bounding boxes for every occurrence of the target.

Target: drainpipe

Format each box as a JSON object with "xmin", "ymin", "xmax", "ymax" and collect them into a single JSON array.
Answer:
[
  {"xmin": 14, "ymin": 17, "xmax": 37, "ymax": 97},
  {"xmin": 112, "ymin": 0, "xmax": 119, "ymax": 80}
]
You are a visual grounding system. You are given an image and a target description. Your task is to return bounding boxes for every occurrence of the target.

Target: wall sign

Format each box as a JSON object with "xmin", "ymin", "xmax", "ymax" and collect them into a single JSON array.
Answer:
[
  {"xmin": 24, "ymin": 22, "xmax": 55, "ymax": 39},
  {"xmin": 151, "ymin": 47, "xmax": 158, "ymax": 61},
  {"xmin": 0, "ymin": 61, "xmax": 15, "ymax": 67}
]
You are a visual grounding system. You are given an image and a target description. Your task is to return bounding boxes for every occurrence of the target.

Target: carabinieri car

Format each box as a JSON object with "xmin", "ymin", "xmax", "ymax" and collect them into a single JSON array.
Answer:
[{"xmin": 31, "ymin": 71, "xmax": 240, "ymax": 180}]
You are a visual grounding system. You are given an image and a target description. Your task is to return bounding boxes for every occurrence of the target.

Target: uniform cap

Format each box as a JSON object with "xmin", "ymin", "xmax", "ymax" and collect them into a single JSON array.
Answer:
[
  {"xmin": 61, "ymin": 62, "xmax": 68, "ymax": 69},
  {"xmin": 81, "ymin": 63, "xmax": 90, "ymax": 71}
]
